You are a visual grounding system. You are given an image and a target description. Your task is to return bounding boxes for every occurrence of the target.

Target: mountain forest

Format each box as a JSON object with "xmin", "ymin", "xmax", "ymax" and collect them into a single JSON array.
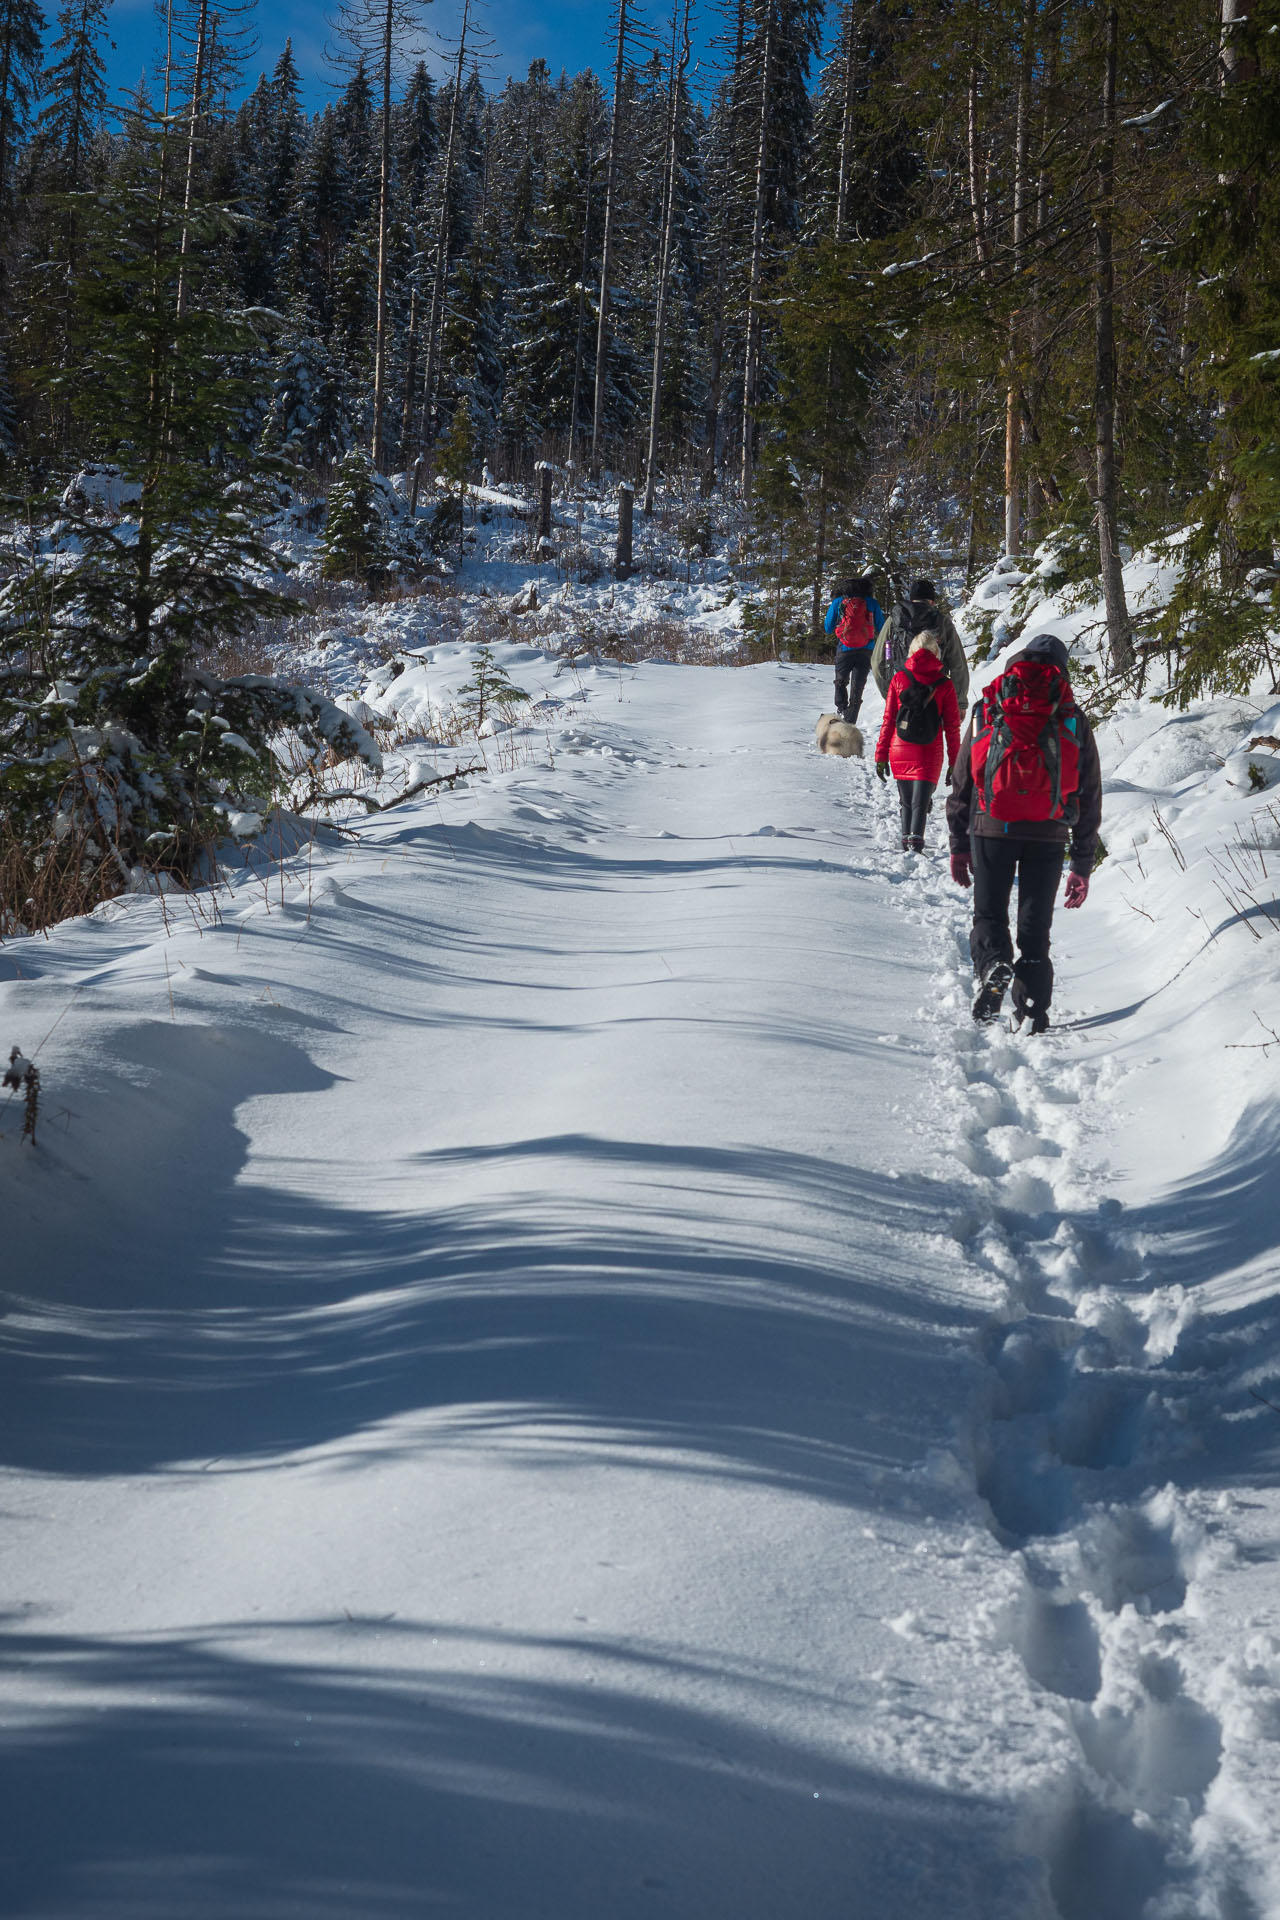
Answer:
[{"xmin": 0, "ymin": 0, "xmax": 1277, "ymax": 919}]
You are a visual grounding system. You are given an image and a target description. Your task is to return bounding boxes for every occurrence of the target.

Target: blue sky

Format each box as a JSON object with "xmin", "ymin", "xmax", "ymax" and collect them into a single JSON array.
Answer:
[{"xmin": 92, "ymin": 0, "xmax": 724, "ymax": 116}]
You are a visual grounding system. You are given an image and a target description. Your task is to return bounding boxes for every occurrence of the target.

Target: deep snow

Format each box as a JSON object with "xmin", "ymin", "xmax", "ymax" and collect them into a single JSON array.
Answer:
[{"xmin": 3, "ymin": 545, "xmax": 1280, "ymax": 1917}]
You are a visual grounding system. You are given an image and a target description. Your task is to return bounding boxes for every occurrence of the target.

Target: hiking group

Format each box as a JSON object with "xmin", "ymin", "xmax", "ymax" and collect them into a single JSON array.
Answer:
[{"xmin": 823, "ymin": 576, "xmax": 1101, "ymax": 1036}]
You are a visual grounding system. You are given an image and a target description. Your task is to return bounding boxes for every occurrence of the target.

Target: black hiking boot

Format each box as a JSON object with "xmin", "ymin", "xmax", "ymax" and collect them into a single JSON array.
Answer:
[
  {"xmin": 1010, "ymin": 979, "xmax": 1051, "ymax": 1034},
  {"xmin": 972, "ymin": 960, "xmax": 1013, "ymax": 1025},
  {"xmin": 908, "ymin": 835, "xmax": 926, "ymax": 853}
]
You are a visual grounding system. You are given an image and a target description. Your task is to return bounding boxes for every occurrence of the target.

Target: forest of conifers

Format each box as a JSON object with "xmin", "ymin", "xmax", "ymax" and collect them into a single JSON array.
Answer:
[{"xmin": 0, "ymin": 0, "xmax": 1278, "ymax": 695}]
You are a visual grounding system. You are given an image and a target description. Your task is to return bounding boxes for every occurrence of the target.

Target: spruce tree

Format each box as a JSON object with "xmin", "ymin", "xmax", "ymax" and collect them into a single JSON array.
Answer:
[
  {"xmin": 36, "ymin": 0, "xmax": 107, "ymax": 192},
  {"xmin": 322, "ymin": 445, "xmax": 396, "ymax": 582},
  {"xmin": 0, "ymin": 108, "xmax": 377, "ymax": 904},
  {"xmin": 0, "ymin": 0, "xmax": 46, "ymax": 218}
]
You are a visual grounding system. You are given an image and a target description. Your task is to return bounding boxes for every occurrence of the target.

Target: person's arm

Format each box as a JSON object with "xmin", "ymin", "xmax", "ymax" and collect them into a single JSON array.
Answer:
[
  {"xmin": 943, "ymin": 616, "xmax": 970, "ymax": 709},
  {"xmin": 824, "ymin": 599, "xmax": 841, "ymax": 635},
  {"xmin": 867, "ymin": 595, "xmax": 885, "ymax": 631},
  {"xmin": 946, "ymin": 716, "xmax": 977, "ymax": 851},
  {"xmin": 942, "ymin": 681, "xmax": 962, "ymax": 773},
  {"xmin": 1068, "ymin": 716, "xmax": 1102, "ymax": 873},
  {"xmin": 871, "ymin": 624, "xmax": 890, "ymax": 694},
  {"xmin": 874, "ymin": 682, "xmax": 899, "ymax": 764}
]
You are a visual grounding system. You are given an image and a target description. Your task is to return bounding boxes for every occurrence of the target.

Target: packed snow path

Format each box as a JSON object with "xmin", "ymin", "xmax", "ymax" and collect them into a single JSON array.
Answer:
[{"xmin": 2, "ymin": 659, "xmax": 1278, "ymax": 1918}]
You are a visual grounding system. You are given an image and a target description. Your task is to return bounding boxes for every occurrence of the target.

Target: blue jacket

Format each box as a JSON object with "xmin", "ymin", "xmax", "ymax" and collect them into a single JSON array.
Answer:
[{"xmin": 825, "ymin": 594, "xmax": 885, "ymax": 646}]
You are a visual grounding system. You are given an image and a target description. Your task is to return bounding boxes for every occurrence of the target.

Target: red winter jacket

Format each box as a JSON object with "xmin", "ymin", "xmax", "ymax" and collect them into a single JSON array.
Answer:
[{"xmin": 875, "ymin": 649, "xmax": 962, "ymax": 783}]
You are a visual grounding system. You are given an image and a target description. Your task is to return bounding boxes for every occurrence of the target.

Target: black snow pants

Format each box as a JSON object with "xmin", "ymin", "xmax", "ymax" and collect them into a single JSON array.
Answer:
[
  {"xmin": 834, "ymin": 648, "xmax": 871, "ymax": 722},
  {"xmin": 970, "ymin": 835, "xmax": 1064, "ymax": 1009},
  {"xmin": 896, "ymin": 778, "xmax": 935, "ymax": 846}
]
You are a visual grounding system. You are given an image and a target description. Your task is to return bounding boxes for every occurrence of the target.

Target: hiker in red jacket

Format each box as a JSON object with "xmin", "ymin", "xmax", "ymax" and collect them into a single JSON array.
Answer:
[
  {"xmin": 874, "ymin": 633, "xmax": 962, "ymax": 852},
  {"xmin": 946, "ymin": 634, "xmax": 1102, "ymax": 1031}
]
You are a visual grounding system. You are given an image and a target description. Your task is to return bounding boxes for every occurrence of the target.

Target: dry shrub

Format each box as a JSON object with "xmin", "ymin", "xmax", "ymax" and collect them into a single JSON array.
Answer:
[
  {"xmin": 0, "ymin": 824, "xmax": 121, "ymax": 936},
  {"xmin": 0, "ymin": 770, "xmax": 210, "ymax": 939}
]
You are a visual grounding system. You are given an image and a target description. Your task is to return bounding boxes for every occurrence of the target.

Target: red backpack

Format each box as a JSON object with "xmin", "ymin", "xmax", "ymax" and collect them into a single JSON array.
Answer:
[
  {"xmin": 835, "ymin": 596, "xmax": 875, "ymax": 649},
  {"xmin": 971, "ymin": 658, "xmax": 1081, "ymax": 823}
]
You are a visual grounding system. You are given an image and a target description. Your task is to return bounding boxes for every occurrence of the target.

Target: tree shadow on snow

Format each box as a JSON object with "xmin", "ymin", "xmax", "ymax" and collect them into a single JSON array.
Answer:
[
  {"xmin": 0, "ymin": 1620, "xmax": 1043, "ymax": 1920},
  {"xmin": 1, "ymin": 1065, "xmax": 982, "ymax": 1507}
]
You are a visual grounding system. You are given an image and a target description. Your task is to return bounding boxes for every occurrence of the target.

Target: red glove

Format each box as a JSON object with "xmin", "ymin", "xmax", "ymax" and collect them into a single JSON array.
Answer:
[
  {"xmin": 950, "ymin": 851, "xmax": 972, "ymax": 888},
  {"xmin": 1063, "ymin": 871, "xmax": 1089, "ymax": 908}
]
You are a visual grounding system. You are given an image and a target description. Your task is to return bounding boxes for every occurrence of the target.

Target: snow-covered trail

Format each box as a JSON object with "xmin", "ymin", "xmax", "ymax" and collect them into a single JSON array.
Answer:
[{"xmin": 2, "ymin": 658, "xmax": 1277, "ymax": 1918}]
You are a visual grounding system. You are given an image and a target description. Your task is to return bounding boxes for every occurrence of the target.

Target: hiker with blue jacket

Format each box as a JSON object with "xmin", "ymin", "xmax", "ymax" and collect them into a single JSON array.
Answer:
[
  {"xmin": 872, "ymin": 580, "xmax": 970, "ymax": 713},
  {"xmin": 824, "ymin": 575, "xmax": 885, "ymax": 723},
  {"xmin": 946, "ymin": 634, "xmax": 1102, "ymax": 1032}
]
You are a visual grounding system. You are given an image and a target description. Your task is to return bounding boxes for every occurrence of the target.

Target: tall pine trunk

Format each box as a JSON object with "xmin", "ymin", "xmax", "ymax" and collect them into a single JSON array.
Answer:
[
  {"xmin": 420, "ymin": 0, "xmax": 471, "ymax": 458},
  {"xmin": 174, "ymin": 0, "xmax": 210, "ymax": 320},
  {"xmin": 1216, "ymin": 0, "xmax": 1256, "ymax": 590},
  {"xmin": 642, "ymin": 0, "xmax": 691, "ymax": 514},
  {"xmin": 966, "ymin": 63, "xmax": 991, "ymax": 276},
  {"xmin": 569, "ymin": 149, "xmax": 598, "ymax": 466},
  {"xmin": 370, "ymin": 0, "xmax": 394, "ymax": 468},
  {"xmin": 740, "ymin": 1, "xmax": 774, "ymax": 498},
  {"xmin": 1003, "ymin": 0, "xmax": 1033, "ymax": 558},
  {"xmin": 1094, "ymin": 3, "xmax": 1134, "ymax": 676},
  {"xmin": 591, "ymin": 0, "xmax": 630, "ymax": 464},
  {"xmin": 810, "ymin": 1, "xmax": 858, "ymax": 639}
]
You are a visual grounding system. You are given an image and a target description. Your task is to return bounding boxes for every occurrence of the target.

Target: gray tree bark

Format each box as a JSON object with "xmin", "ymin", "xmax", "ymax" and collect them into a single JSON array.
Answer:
[
  {"xmin": 591, "ymin": 0, "xmax": 630, "ymax": 464},
  {"xmin": 740, "ymin": 3, "xmax": 775, "ymax": 498},
  {"xmin": 642, "ymin": 0, "xmax": 692, "ymax": 514},
  {"xmin": 1094, "ymin": 3, "xmax": 1135, "ymax": 677}
]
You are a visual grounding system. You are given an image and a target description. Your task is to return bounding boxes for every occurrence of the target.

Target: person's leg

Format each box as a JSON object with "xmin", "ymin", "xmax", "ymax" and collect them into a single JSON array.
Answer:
[
  {"xmin": 845, "ymin": 656, "xmax": 871, "ymax": 723},
  {"xmin": 895, "ymin": 778, "xmax": 914, "ymax": 848},
  {"xmin": 834, "ymin": 650, "xmax": 852, "ymax": 716},
  {"xmin": 1011, "ymin": 843, "xmax": 1064, "ymax": 1029},
  {"xmin": 909, "ymin": 780, "xmax": 934, "ymax": 848},
  {"xmin": 970, "ymin": 836, "xmax": 1017, "ymax": 1019}
]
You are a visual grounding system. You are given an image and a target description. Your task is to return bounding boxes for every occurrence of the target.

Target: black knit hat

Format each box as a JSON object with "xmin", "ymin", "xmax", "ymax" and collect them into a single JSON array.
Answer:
[
  {"xmin": 909, "ymin": 578, "xmax": 937, "ymax": 602},
  {"xmin": 1021, "ymin": 634, "xmax": 1070, "ymax": 674}
]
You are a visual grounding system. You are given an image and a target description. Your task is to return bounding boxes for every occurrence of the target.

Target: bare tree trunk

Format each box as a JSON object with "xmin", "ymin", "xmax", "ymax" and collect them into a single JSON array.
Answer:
[
  {"xmin": 703, "ymin": 285, "xmax": 725, "ymax": 496},
  {"xmin": 642, "ymin": 0, "xmax": 692, "ymax": 514},
  {"xmin": 1026, "ymin": 3, "xmax": 1062, "ymax": 522},
  {"xmin": 1094, "ymin": 3, "xmax": 1134, "ymax": 677},
  {"xmin": 568, "ymin": 149, "xmax": 597, "ymax": 467},
  {"xmin": 1003, "ymin": 0, "xmax": 1033, "ymax": 558},
  {"xmin": 740, "ymin": 2, "xmax": 775, "ymax": 499},
  {"xmin": 834, "ymin": 1, "xmax": 858, "ymax": 243},
  {"xmin": 420, "ymin": 0, "xmax": 471, "ymax": 457},
  {"xmin": 591, "ymin": 0, "xmax": 630, "ymax": 464},
  {"xmin": 175, "ymin": 0, "xmax": 211, "ymax": 320},
  {"xmin": 810, "ymin": 1, "xmax": 859, "ymax": 636},
  {"xmin": 1218, "ymin": 0, "xmax": 1251, "ymax": 87},
  {"xmin": 966, "ymin": 65, "xmax": 991, "ymax": 276},
  {"xmin": 399, "ymin": 283, "xmax": 420, "ymax": 458},
  {"xmin": 701, "ymin": 0, "xmax": 745, "ymax": 497},
  {"xmin": 370, "ymin": 0, "xmax": 394, "ymax": 468},
  {"xmin": 1216, "ymin": 0, "xmax": 1256, "ymax": 588}
]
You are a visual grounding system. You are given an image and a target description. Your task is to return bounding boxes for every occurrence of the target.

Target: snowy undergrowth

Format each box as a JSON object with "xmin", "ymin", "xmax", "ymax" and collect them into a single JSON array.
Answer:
[{"xmin": 267, "ymin": 477, "xmax": 746, "ymax": 702}]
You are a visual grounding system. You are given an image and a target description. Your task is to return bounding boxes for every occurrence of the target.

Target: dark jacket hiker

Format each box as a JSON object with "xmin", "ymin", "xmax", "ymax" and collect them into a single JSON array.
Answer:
[
  {"xmin": 872, "ymin": 578, "xmax": 970, "ymax": 712},
  {"xmin": 946, "ymin": 634, "xmax": 1101, "ymax": 1031}
]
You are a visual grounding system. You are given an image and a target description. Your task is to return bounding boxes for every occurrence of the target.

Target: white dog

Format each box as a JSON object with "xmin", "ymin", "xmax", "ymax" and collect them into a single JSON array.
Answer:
[{"xmin": 815, "ymin": 712, "xmax": 864, "ymax": 758}]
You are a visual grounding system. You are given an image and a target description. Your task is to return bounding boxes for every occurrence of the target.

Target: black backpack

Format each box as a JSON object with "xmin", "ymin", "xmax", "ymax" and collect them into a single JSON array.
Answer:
[
  {"xmin": 888, "ymin": 598, "xmax": 939, "ymax": 673},
  {"xmin": 895, "ymin": 676, "xmax": 942, "ymax": 745}
]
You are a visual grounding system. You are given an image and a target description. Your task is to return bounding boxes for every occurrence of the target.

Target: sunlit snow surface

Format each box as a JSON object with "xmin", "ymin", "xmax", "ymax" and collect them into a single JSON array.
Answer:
[{"xmin": 2, "ymin": 535, "xmax": 1280, "ymax": 1919}]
